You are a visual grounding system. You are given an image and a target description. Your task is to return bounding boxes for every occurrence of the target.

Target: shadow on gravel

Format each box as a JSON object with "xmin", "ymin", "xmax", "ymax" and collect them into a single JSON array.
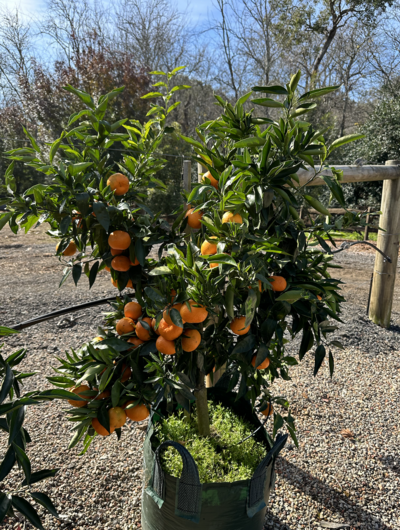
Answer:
[{"xmin": 275, "ymin": 458, "xmax": 391, "ymax": 530}]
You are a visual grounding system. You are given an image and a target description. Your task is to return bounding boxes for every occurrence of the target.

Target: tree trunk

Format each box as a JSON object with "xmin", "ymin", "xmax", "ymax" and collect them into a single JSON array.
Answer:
[
  {"xmin": 312, "ymin": 25, "xmax": 338, "ymax": 79},
  {"xmin": 195, "ymin": 371, "xmax": 210, "ymax": 436},
  {"xmin": 339, "ymin": 90, "xmax": 350, "ymax": 137}
]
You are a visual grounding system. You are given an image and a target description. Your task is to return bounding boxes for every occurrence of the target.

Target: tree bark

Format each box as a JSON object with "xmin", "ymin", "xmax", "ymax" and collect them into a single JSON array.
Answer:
[
  {"xmin": 312, "ymin": 25, "xmax": 338, "ymax": 78},
  {"xmin": 195, "ymin": 371, "xmax": 210, "ymax": 436}
]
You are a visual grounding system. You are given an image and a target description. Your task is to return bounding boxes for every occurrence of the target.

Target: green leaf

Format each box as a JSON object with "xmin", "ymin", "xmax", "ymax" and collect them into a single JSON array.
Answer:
[
  {"xmin": 141, "ymin": 91, "xmax": 163, "ymax": 99},
  {"xmin": 299, "ymin": 86, "xmax": 340, "ymax": 101},
  {"xmin": 144, "ymin": 287, "xmax": 166, "ymax": 304},
  {"xmin": 21, "ymin": 469, "xmax": 58, "ymax": 487},
  {"xmin": 8, "ymin": 406, "xmax": 25, "ymax": 446},
  {"xmin": 63, "ymin": 85, "xmax": 95, "ymax": 109},
  {"xmin": 59, "ymin": 268, "xmax": 71, "ymax": 288},
  {"xmin": 231, "ymin": 335, "xmax": 255, "ymax": 354},
  {"xmin": 206, "ymin": 254, "xmax": 238, "ymax": 267},
  {"xmin": 225, "ymin": 284, "xmax": 235, "ymax": 320},
  {"xmin": 328, "ymin": 349, "xmax": 334, "ymax": 378},
  {"xmin": 178, "ymin": 134, "xmax": 204, "ymax": 150},
  {"xmin": 89, "ymin": 261, "xmax": 100, "ymax": 288},
  {"xmin": 289, "ymin": 70, "xmax": 301, "ymax": 93},
  {"xmin": 260, "ymin": 319, "xmax": 277, "ymax": 343},
  {"xmin": 49, "ymin": 137, "xmax": 62, "ymax": 163},
  {"xmin": 254, "ymin": 344, "xmax": 269, "ymax": 369},
  {"xmin": 328, "ymin": 134, "xmax": 365, "ymax": 154},
  {"xmin": 252, "ymin": 85, "xmax": 288, "ymax": 95},
  {"xmin": 92, "ymin": 202, "xmax": 110, "ymax": 231},
  {"xmin": 135, "ymin": 238, "xmax": 145, "ymax": 267},
  {"xmin": 304, "ymin": 195, "xmax": 330, "ymax": 216},
  {"xmin": 68, "ymin": 162, "xmax": 93, "ymax": 176},
  {"xmin": 0, "ymin": 446, "xmax": 16, "ymax": 481},
  {"xmin": 276, "ymin": 291, "xmax": 302, "ymax": 304},
  {"xmin": 22, "ymin": 126, "xmax": 40, "ymax": 152},
  {"xmin": 149, "ymin": 266, "xmax": 173, "ymax": 276},
  {"xmin": 0, "ymin": 364, "xmax": 14, "ymax": 404},
  {"xmin": 0, "ymin": 212, "xmax": 13, "ymax": 231},
  {"xmin": 244, "ymin": 288, "xmax": 257, "ymax": 327},
  {"xmin": 0, "ymin": 493, "xmax": 12, "ymax": 522},
  {"xmin": 252, "ymin": 98, "xmax": 284, "ymax": 108},
  {"xmin": 314, "ymin": 345, "xmax": 326, "ymax": 376},
  {"xmin": 72, "ymin": 264, "xmax": 82, "ymax": 286},
  {"xmin": 233, "ymin": 137, "xmax": 266, "ymax": 148},
  {"xmin": 30, "ymin": 492, "xmax": 59, "ymax": 519},
  {"xmin": 12, "ymin": 495, "xmax": 45, "ymax": 530},
  {"xmin": 169, "ymin": 308, "xmax": 183, "ymax": 328},
  {"xmin": 111, "ymin": 380, "xmax": 121, "ymax": 408},
  {"xmin": 13, "ymin": 444, "xmax": 31, "ymax": 484}
]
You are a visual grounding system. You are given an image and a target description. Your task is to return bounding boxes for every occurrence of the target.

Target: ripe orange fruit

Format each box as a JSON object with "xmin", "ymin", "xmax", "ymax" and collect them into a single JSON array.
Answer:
[
  {"xmin": 92, "ymin": 417, "xmax": 115, "ymax": 436},
  {"xmin": 156, "ymin": 336, "xmax": 176, "ymax": 355},
  {"xmin": 124, "ymin": 301, "xmax": 142, "ymax": 320},
  {"xmin": 181, "ymin": 329, "xmax": 201, "ymax": 352},
  {"xmin": 121, "ymin": 363, "xmax": 132, "ymax": 383},
  {"xmin": 269, "ymin": 276, "xmax": 287, "ymax": 292},
  {"xmin": 116, "ymin": 317, "xmax": 135, "ymax": 335},
  {"xmin": 107, "ymin": 173, "xmax": 130, "ymax": 196},
  {"xmin": 111, "ymin": 255, "xmax": 131, "ymax": 272},
  {"xmin": 111, "ymin": 278, "xmax": 133, "ymax": 289},
  {"xmin": 158, "ymin": 319, "xmax": 183, "ymax": 340},
  {"xmin": 249, "ymin": 280, "xmax": 263, "ymax": 292},
  {"xmin": 56, "ymin": 241, "xmax": 77, "ymax": 256},
  {"xmin": 317, "ymin": 295, "xmax": 322, "ymax": 301},
  {"xmin": 108, "ymin": 231, "xmax": 131, "ymax": 250},
  {"xmin": 131, "ymin": 257, "xmax": 140, "ymax": 266},
  {"xmin": 261, "ymin": 403, "xmax": 274, "ymax": 416},
  {"xmin": 251, "ymin": 356, "xmax": 270, "ymax": 370},
  {"xmin": 109, "ymin": 407, "xmax": 127, "ymax": 429},
  {"xmin": 202, "ymin": 171, "xmax": 219, "ymax": 189},
  {"xmin": 186, "ymin": 208, "xmax": 203, "ymax": 229},
  {"xmin": 151, "ymin": 318, "xmax": 160, "ymax": 335},
  {"xmin": 111, "ymin": 248, "xmax": 123, "ymax": 256},
  {"xmin": 170, "ymin": 289, "xmax": 177, "ymax": 302},
  {"xmin": 222, "ymin": 212, "xmax": 243, "ymax": 224},
  {"xmin": 163, "ymin": 304, "xmax": 184, "ymax": 325},
  {"xmin": 180, "ymin": 300, "xmax": 208, "ymax": 324},
  {"xmin": 68, "ymin": 385, "xmax": 90, "ymax": 407},
  {"xmin": 127, "ymin": 337, "xmax": 144, "ymax": 348},
  {"xmin": 105, "ymin": 265, "xmax": 111, "ymax": 272},
  {"xmin": 210, "ymin": 262, "xmax": 219, "ymax": 269},
  {"xmin": 124, "ymin": 402, "xmax": 150, "ymax": 422},
  {"xmin": 230, "ymin": 316, "xmax": 250, "ymax": 335},
  {"xmin": 95, "ymin": 389, "xmax": 111, "ymax": 400},
  {"xmin": 201, "ymin": 237, "xmax": 218, "ymax": 256},
  {"xmin": 136, "ymin": 317, "xmax": 152, "ymax": 341}
]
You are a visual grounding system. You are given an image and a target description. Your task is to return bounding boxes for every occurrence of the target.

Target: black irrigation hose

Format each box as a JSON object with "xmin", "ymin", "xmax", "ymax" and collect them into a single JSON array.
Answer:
[
  {"xmin": 9, "ymin": 295, "xmax": 127, "ymax": 331},
  {"xmin": 8, "ymin": 241, "xmax": 392, "ymax": 332}
]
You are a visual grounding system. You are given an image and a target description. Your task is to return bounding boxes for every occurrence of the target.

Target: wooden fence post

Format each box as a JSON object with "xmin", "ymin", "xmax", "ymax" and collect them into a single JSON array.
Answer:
[
  {"xmin": 364, "ymin": 206, "xmax": 371, "ymax": 241},
  {"xmin": 183, "ymin": 159, "xmax": 191, "ymax": 194},
  {"xmin": 197, "ymin": 162, "xmax": 207, "ymax": 184},
  {"xmin": 369, "ymin": 160, "xmax": 400, "ymax": 327}
]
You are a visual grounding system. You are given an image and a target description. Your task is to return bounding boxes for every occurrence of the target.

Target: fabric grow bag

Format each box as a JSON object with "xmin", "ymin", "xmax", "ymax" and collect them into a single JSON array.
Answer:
[{"xmin": 141, "ymin": 388, "xmax": 288, "ymax": 530}]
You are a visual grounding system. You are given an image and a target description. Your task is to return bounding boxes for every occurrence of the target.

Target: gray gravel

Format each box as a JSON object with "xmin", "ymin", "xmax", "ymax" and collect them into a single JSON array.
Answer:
[{"xmin": 1, "ymin": 228, "xmax": 400, "ymax": 530}]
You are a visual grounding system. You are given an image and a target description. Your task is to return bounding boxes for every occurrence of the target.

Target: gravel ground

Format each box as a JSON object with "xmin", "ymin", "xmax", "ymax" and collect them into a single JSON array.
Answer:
[{"xmin": 1, "ymin": 226, "xmax": 400, "ymax": 530}]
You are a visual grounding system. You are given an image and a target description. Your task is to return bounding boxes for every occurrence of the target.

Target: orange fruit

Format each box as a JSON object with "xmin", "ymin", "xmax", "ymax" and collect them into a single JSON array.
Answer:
[
  {"xmin": 249, "ymin": 280, "xmax": 263, "ymax": 292},
  {"xmin": 127, "ymin": 337, "xmax": 144, "ymax": 348},
  {"xmin": 92, "ymin": 417, "xmax": 115, "ymax": 436},
  {"xmin": 124, "ymin": 402, "xmax": 150, "ymax": 422},
  {"xmin": 202, "ymin": 171, "xmax": 219, "ymax": 189},
  {"xmin": 93, "ymin": 337, "xmax": 104, "ymax": 343},
  {"xmin": 151, "ymin": 318, "xmax": 160, "ymax": 335},
  {"xmin": 170, "ymin": 289, "xmax": 177, "ymax": 302},
  {"xmin": 111, "ymin": 255, "xmax": 131, "ymax": 272},
  {"xmin": 105, "ymin": 265, "xmax": 111, "ymax": 272},
  {"xmin": 230, "ymin": 316, "xmax": 250, "ymax": 335},
  {"xmin": 201, "ymin": 237, "xmax": 218, "ymax": 256},
  {"xmin": 156, "ymin": 336, "xmax": 176, "ymax": 355},
  {"xmin": 186, "ymin": 208, "xmax": 203, "ymax": 229},
  {"xmin": 121, "ymin": 363, "xmax": 132, "ymax": 383},
  {"xmin": 131, "ymin": 257, "xmax": 140, "ymax": 266},
  {"xmin": 210, "ymin": 262, "xmax": 219, "ymax": 269},
  {"xmin": 124, "ymin": 301, "xmax": 142, "ymax": 320},
  {"xmin": 56, "ymin": 241, "xmax": 77, "ymax": 256},
  {"xmin": 108, "ymin": 231, "xmax": 131, "ymax": 250},
  {"xmin": 116, "ymin": 317, "xmax": 135, "ymax": 335},
  {"xmin": 107, "ymin": 173, "xmax": 130, "ymax": 196},
  {"xmin": 136, "ymin": 317, "xmax": 152, "ymax": 341},
  {"xmin": 163, "ymin": 304, "xmax": 184, "ymax": 325},
  {"xmin": 68, "ymin": 385, "xmax": 91, "ymax": 407},
  {"xmin": 222, "ymin": 212, "xmax": 243, "ymax": 224},
  {"xmin": 111, "ymin": 248, "xmax": 123, "ymax": 256},
  {"xmin": 95, "ymin": 389, "xmax": 111, "ymax": 400},
  {"xmin": 269, "ymin": 275, "xmax": 287, "ymax": 292},
  {"xmin": 180, "ymin": 300, "xmax": 208, "ymax": 324},
  {"xmin": 317, "ymin": 295, "xmax": 322, "ymax": 301},
  {"xmin": 261, "ymin": 403, "xmax": 274, "ymax": 416},
  {"xmin": 181, "ymin": 329, "xmax": 201, "ymax": 352},
  {"xmin": 109, "ymin": 406, "xmax": 127, "ymax": 429},
  {"xmin": 251, "ymin": 356, "xmax": 270, "ymax": 370},
  {"xmin": 158, "ymin": 319, "xmax": 183, "ymax": 340}
]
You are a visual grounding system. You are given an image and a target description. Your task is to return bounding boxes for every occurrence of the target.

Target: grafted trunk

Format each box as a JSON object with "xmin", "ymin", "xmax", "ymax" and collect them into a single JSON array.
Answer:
[{"xmin": 195, "ymin": 371, "xmax": 210, "ymax": 436}]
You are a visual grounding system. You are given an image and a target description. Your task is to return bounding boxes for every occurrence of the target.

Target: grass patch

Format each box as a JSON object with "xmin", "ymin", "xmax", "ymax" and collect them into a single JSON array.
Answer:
[
  {"xmin": 321, "ymin": 231, "xmax": 377, "ymax": 241},
  {"xmin": 155, "ymin": 402, "xmax": 266, "ymax": 483}
]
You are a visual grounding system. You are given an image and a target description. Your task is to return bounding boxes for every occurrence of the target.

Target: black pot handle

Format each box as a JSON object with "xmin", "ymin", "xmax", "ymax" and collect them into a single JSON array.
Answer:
[
  {"xmin": 146, "ymin": 440, "xmax": 202, "ymax": 523},
  {"xmin": 247, "ymin": 433, "xmax": 288, "ymax": 518}
]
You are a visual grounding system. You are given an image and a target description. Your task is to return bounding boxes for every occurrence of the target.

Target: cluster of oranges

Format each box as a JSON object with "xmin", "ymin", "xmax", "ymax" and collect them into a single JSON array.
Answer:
[
  {"xmin": 115, "ymin": 297, "xmax": 208, "ymax": 357},
  {"xmin": 67, "ymin": 384, "xmax": 150, "ymax": 436}
]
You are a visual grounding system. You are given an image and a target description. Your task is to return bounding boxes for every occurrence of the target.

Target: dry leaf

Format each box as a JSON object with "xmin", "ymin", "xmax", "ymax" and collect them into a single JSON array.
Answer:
[{"xmin": 340, "ymin": 429, "xmax": 355, "ymax": 438}]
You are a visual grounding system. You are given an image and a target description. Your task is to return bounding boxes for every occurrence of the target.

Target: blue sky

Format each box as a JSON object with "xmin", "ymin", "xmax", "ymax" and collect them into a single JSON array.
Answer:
[{"xmin": 6, "ymin": 0, "xmax": 216, "ymax": 22}]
